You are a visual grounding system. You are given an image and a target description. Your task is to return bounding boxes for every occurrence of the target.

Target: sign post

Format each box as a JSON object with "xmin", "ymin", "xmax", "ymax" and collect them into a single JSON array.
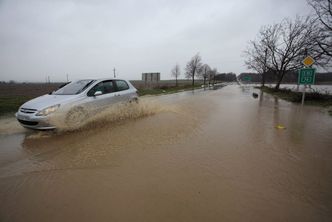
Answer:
[{"xmin": 298, "ymin": 56, "xmax": 315, "ymax": 106}]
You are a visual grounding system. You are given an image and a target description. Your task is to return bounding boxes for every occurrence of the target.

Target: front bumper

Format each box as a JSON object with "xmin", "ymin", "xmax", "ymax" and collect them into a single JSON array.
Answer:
[{"xmin": 15, "ymin": 112, "xmax": 56, "ymax": 130}]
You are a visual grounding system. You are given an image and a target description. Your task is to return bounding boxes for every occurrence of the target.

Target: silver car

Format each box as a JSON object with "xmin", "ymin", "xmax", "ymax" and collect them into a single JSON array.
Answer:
[{"xmin": 16, "ymin": 78, "xmax": 138, "ymax": 130}]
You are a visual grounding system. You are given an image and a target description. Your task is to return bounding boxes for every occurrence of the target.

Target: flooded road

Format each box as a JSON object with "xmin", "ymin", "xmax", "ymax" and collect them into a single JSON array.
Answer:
[{"xmin": 1, "ymin": 85, "xmax": 332, "ymax": 222}]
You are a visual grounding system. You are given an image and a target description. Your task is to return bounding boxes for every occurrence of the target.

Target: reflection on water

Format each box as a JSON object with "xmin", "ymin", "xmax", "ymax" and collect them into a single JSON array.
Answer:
[
  {"xmin": 0, "ymin": 117, "xmax": 26, "ymax": 135},
  {"xmin": 0, "ymin": 85, "xmax": 331, "ymax": 222}
]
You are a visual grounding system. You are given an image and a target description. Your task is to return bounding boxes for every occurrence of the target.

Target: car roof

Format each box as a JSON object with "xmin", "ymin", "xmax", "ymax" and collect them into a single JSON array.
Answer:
[
  {"xmin": 95, "ymin": 78, "xmax": 127, "ymax": 81},
  {"xmin": 73, "ymin": 78, "xmax": 129, "ymax": 82}
]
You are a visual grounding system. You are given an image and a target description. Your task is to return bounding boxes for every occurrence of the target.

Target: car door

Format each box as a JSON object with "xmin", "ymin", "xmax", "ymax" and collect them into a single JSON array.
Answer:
[
  {"xmin": 85, "ymin": 80, "xmax": 118, "ymax": 110},
  {"xmin": 114, "ymin": 80, "xmax": 132, "ymax": 102}
]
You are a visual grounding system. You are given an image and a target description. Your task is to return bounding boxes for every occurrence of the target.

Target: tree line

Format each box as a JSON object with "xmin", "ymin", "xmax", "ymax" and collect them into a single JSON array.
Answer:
[
  {"xmin": 171, "ymin": 53, "xmax": 219, "ymax": 87},
  {"xmin": 171, "ymin": 53, "xmax": 237, "ymax": 87},
  {"xmin": 244, "ymin": 0, "xmax": 332, "ymax": 89}
]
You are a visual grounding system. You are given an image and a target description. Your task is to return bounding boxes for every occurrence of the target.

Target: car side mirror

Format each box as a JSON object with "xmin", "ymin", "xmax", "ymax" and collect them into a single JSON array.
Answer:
[{"xmin": 94, "ymin": 91, "xmax": 102, "ymax": 96}]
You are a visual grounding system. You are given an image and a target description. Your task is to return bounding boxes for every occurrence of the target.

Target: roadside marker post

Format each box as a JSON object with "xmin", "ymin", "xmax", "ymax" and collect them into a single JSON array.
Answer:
[
  {"xmin": 301, "ymin": 85, "xmax": 306, "ymax": 106},
  {"xmin": 298, "ymin": 56, "xmax": 316, "ymax": 106}
]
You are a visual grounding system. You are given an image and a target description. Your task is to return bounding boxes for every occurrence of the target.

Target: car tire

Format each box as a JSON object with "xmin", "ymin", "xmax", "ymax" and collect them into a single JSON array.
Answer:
[
  {"xmin": 129, "ymin": 97, "xmax": 139, "ymax": 104},
  {"xmin": 65, "ymin": 106, "xmax": 87, "ymax": 128}
]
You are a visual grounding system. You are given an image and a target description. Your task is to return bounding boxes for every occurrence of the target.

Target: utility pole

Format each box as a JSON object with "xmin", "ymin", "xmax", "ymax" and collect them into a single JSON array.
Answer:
[
  {"xmin": 66, "ymin": 74, "xmax": 69, "ymax": 82},
  {"xmin": 262, "ymin": 48, "xmax": 268, "ymax": 87},
  {"xmin": 113, "ymin": 68, "xmax": 116, "ymax": 78}
]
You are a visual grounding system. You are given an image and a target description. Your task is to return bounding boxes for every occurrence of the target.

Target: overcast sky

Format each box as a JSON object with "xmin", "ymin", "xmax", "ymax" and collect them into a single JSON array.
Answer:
[{"xmin": 0, "ymin": 0, "xmax": 312, "ymax": 82}]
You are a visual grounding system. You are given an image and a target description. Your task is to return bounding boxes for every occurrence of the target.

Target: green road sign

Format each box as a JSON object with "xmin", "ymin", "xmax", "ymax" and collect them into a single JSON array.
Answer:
[
  {"xmin": 298, "ymin": 68, "xmax": 315, "ymax": 85},
  {"xmin": 243, "ymin": 76, "xmax": 251, "ymax": 81}
]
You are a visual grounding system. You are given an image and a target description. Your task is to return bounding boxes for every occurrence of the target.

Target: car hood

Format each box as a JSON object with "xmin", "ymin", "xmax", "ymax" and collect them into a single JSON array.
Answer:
[{"xmin": 21, "ymin": 94, "xmax": 81, "ymax": 111}]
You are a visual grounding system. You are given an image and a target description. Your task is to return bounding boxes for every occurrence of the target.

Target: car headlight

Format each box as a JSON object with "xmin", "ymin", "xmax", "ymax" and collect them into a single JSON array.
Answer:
[{"xmin": 36, "ymin": 104, "xmax": 60, "ymax": 116}]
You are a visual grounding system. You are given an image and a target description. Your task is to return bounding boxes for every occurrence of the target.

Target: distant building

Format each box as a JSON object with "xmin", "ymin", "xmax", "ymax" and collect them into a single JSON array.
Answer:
[
  {"xmin": 142, "ymin": 72, "xmax": 160, "ymax": 82},
  {"xmin": 142, "ymin": 73, "xmax": 160, "ymax": 87}
]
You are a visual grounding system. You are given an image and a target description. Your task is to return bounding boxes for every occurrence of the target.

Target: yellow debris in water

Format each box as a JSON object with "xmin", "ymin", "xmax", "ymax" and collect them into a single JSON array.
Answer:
[{"xmin": 275, "ymin": 124, "xmax": 286, "ymax": 129}]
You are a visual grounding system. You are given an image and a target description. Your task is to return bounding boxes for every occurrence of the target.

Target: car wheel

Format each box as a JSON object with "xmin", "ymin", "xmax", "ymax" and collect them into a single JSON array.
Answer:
[
  {"xmin": 65, "ymin": 106, "xmax": 87, "ymax": 128},
  {"xmin": 129, "ymin": 97, "xmax": 139, "ymax": 104}
]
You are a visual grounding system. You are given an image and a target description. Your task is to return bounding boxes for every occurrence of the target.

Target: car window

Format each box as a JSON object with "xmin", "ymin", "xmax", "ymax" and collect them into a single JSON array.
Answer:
[
  {"xmin": 87, "ymin": 81, "xmax": 115, "ymax": 96},
  {"xmin": 115, "ymin": 80, "xmax": 129, "ymax": 91},
  {"xmin": 103, "ymin": 81, "xmax": 115, "ymax": 93}
]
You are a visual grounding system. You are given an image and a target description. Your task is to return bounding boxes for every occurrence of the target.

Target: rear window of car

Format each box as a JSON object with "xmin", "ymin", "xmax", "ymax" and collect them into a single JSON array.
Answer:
[{"xmin": 115, "ymin": 80, "xmax": 129, "ymax": 91}]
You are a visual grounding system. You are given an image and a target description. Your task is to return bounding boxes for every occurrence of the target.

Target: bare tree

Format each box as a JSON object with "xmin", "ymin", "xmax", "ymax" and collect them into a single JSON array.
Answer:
[
  {"xmin": 244, "ymin": 38, "xmax": 270, "ymax": 86},
  {"xmin": 208, "ymin": 68, "xmax": 217, "ymax": 86},
  {"xmin": 245, "ymin": 17, "xmax": 329, "ymax": 90},
  {"xmin": 201, "ymin": 64, "xmax": 211, "ymax": 89},
  {"xmin": 171, "ymin": 64, "xmax": 181, "ymax": 87},
  {"xmin": 308, "ymin": 0, "xmax": 332, "ymax": 57},
  {"xmin": 185, "ymin": 53, "xmax": 203, "ymax": 87}
]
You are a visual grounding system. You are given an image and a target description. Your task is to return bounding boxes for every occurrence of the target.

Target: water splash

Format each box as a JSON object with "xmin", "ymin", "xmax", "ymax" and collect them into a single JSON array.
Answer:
[{"xmin": 49, "ymin": 98, "xmax": 176, "ymax": 133}]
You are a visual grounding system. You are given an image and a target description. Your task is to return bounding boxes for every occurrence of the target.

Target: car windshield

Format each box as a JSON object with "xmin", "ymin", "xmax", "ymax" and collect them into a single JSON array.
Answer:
[{"xmin": 53, "ymin": 80, "xmax": 95, "ymax": 95}]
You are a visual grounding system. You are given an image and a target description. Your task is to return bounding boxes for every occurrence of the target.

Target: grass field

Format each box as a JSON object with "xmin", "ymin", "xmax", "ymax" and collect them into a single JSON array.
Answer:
[
  {"xmin": 137, "ymin": 83, "xmax": 203, "ymax": 96},
  {"xmin": 0, "ymin": 96, "xmax": 30, "ymax": 116},
  {"xmin": 0, "ymin": 83, "xmax": 62, "ymax": 116}
]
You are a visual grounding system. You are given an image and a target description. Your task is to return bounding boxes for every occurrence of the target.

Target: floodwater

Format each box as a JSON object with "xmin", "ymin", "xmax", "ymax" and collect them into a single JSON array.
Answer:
[
  {"xmin": 248, "ymin": 83, "xmax": 332, "ymax": 94},
  {"xmin": 0, "ymin": 85, "xmax": 332, "ymax": 222}
]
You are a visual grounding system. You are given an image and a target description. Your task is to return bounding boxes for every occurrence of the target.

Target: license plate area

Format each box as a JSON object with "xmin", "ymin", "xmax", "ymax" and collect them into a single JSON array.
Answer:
[{"xmin": 17, "ymin": 114, "xmax": 31, "ymax": 121}]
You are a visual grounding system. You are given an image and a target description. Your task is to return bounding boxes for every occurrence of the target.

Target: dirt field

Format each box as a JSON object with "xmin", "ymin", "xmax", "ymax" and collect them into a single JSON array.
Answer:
[
  {"xmin": 0, "ymin": 80, "xmax": 200, "ymax": 97},
  {"xmin": 0, "ymin": 80, "xmax": 203, "ymax": 116},
  {"xmin": 0, "ymin": 82, "xmax": 63, "ymax": 97}
]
